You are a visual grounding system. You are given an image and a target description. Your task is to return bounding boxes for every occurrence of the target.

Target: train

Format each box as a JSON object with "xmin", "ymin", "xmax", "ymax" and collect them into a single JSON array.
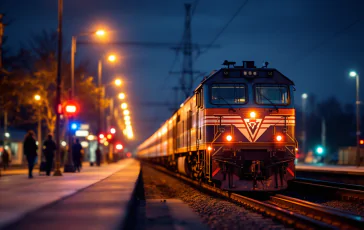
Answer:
[{"xmin": 137, "ymin": 60, "xmax": 297, "ymax": 191}]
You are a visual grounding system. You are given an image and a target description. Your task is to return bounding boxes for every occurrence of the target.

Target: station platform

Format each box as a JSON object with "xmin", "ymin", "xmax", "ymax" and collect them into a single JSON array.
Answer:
[
  {"xmin": 296, "ymin": 163, "xmax": 364, "ymax": 175},
  {"xmin": 0, "ymin": 158, "xmax": 141, "ymax": 230},
  {"xmin": 296, "ymin": 163, "xmax": 364, "ymax": 185}
]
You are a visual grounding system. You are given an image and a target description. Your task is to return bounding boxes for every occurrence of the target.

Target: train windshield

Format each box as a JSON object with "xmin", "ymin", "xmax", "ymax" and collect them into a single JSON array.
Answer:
[
  {"xmin": 255, "ymin": 85, "xmax": 289, "ymax": 105},
  {"xmin": 211, "ymin": 83, "xmax": 246, "ymax": 104}
]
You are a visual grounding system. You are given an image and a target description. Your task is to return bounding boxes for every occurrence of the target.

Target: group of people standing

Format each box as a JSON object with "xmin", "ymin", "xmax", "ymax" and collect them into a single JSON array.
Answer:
[{"xmin": 23, "ymin": 130, "xmax": 83, "ymax": 178}]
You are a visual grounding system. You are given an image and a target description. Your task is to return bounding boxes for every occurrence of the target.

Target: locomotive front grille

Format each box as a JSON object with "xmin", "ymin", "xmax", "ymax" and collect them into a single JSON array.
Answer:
[{"xmin": 239, "ymin": 149, "xmax": 269, "ymax": 160}]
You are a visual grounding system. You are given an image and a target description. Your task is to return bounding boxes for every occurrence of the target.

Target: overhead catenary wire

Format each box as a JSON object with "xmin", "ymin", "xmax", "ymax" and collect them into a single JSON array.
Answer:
[
  {"xmin": 197, "ymin": 0, "xmax": 249, "ymax": 56},
  {"xmin": 292, "ymin": 16, "xmax": 364, "ymax": 65},
  {"xmin": 159, "ymin": 0, "xmax": 201, "ymax": 90}
]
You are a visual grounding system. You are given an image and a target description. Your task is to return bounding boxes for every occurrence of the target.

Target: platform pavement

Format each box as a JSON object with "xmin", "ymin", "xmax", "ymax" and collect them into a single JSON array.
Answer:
[
  {"xmin": 0, "ymin": 162, "xmax": 109, "ymax": 176},
  {"xmin": 296, "ymin": 163, "xmax": 364, "ymax": 175},
  {"xmin": 0, "ymin": 158, "xmax": 140, "ymax": 230}
]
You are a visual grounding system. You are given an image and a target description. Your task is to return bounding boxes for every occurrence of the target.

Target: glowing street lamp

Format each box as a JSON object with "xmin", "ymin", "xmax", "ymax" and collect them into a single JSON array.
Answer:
[
  {"xmin": 114, "ymin": 79, "xmax": 122, "ymax": 86},
  {"xmin": 123, "ymin": 110, "xmax": 130, "ymax": 116},
  {"xmin": 95, "ymin": 30, "xmax": 106, "ymax": 36},
  {"xmin": 121, "ymin": 103, "xmax": 128, "ymax": 110},
  {"xmin": 34, "ymin": 94, "xmax": 41, "ymax": 101},
  {"xmin": 349, "ymin": 71, "xmax": 361, "ymax": 166},
  {"xmin": 108, "ymin": 54, "xmax": 116, "ymax": 62},
  {"xmin": 124, "ymin": 115, "xmax": 131, "ymax": 121},
  {"xmin": 118, "ymin": 93, "xmax": 126, "ymax": 100}
]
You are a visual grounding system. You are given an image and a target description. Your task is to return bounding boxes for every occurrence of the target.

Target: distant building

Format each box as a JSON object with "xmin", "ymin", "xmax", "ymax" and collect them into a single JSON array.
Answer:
[
  {"xmin": 0, "ymin": 128, "xmax": 28, "ymax": 165},
  {"xmin": 338, "ymin": 147, "xmax": 364, "ymax": 165}
]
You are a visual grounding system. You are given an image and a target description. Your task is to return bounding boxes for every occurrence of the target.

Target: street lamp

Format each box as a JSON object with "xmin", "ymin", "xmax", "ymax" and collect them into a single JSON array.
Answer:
[
  {"xmin": 114, "ymin": 78, "xmax": 122, "ymax": 86},
  {"xmin": 97, "ymin": 55, "xmax": 119, "ymax": 166},
  {"xmin": 70, "ymin": 29, "xmax": 105, "ymax": 99},
  {"xmin": 301, "ymin": 93, "xmax": 308, "ymax": 157},
  {"xmin": 123, "ymin": 110, "xmax": 130, "ymax": 116},
  {"xmin": 118, "ymin": 93, "xmax": 126, "ymax": 100},
  {"xmin": 108, "ymin": 54, "xmax": 116, "ymax": 62},
  {"xmin": 121, "ymin": 102, "xmax": 127, "ymax": 110},
  {"xmin": 350, "ymin": 71, "xmax": 361, "ymax": 167},
  {"xmin": 34, "ymin": 94, "xmax": 42, "ymax": 165}
]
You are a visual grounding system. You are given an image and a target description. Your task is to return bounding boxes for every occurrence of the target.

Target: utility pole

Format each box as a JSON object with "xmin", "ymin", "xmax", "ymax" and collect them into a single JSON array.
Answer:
[
  {"xmin": 321, "ymin": 117, "xmax": 326, "ymax": 148},
  {"xmin": 0, "ymin": 14, "xmax": 4, "ymax": 146},
  {"xmin": 0, "ymin": 13, "xmax": 3, "ymax": 71},
  {"xmin": 53, "ymin": 0, "xmax": 63, "ymax": 176},
  {"xmin": 173, "ymin": 86, "xmax": 179, "ymax": 110},
  {"xmin": 170, "ymin": 4, "xmax": 203, "ymax": 100}
]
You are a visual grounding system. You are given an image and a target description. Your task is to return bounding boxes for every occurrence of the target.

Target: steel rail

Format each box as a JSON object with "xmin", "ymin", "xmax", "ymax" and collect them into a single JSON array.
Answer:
[
  {"xmin": 143, "ymin": 162, "xmax": 335, "ymax": 230},
  {"xmin": 269, "ymin": 194, "xmax": 364, "ymax": 230},
  {"xmin": 290, "ymin": 178, "xmax": 364, "ymax": 203}
]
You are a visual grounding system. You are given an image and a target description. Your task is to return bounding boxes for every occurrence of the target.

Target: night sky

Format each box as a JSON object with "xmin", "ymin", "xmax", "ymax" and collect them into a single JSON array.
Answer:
[{"xmin": 2, "ymin": 0, "xmax": 364, "ymax": 143}]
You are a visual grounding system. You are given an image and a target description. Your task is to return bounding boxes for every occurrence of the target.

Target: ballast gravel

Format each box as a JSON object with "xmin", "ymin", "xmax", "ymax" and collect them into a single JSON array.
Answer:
[{"xmin": 141, "ymin": 164, "xmax": 292, "ymax": 230}]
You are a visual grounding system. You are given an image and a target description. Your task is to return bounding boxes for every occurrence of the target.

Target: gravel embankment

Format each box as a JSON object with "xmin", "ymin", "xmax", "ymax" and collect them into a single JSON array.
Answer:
[
  {"xmin": 281, "ymin": 191, "xmax": 364, "ymax": 217},
  {"xmin": 141, "ymin": 164, "xmax": 292, "ymax": 230}
]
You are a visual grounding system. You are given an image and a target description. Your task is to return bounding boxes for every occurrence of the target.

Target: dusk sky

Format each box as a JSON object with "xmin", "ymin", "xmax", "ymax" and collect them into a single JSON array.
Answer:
[{"xmin": 2, "ymin": 0, "xmax": 364, "ymax": 143}]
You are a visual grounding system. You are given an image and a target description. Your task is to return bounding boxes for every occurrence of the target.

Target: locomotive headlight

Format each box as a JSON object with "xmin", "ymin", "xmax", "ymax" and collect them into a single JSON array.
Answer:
[
  {"xmin": 243, "ymin": 71, "xmax": 247, "ymax": 76},
  {"xmin": 226, "ymin": 135, "xmax": 232, "ymax": 141},
  {"xmin": 276, "ymin": 135, "xmax": 283, "ymax": 142},
  {"xmin": 207, "ymin": 146, "xmax": 213, "ymax": 151},
  {"xmin": 248, "ymin": 71, "xmax": 252, "ymax": 75},
  {"xmin": 250, "ymin": 111, "xmax": 256, "ymax": 118}
]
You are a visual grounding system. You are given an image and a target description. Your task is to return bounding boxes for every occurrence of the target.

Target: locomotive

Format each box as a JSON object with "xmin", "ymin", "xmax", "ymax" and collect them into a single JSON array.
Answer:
[{"xmin": 137, "ymin": 61, "xmax": 297, "ymax": 191}]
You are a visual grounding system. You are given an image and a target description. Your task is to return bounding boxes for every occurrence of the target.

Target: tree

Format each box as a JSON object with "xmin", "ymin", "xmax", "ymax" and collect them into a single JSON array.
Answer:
[{"xmin": 8, "ymin": 30, "xmax": 101, "ymax": 135}]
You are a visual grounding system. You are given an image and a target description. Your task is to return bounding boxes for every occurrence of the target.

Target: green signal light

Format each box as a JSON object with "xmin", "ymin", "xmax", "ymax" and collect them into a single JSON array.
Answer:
[{"xmin": 316, "ymin": 146, "xmax": 324, "ymax": 155}]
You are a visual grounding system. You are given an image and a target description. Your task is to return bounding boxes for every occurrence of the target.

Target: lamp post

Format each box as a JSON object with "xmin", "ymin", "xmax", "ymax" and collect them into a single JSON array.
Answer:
[
  {"xmin": 96, "ymin": 54, "xmax": 118, "ymax": 166},
  {"xmin": 301, "ymin": 93, "xmax": 308, "ymax": 157},
  {"xmin": 34, "ymin": 94, "xmax": 42, "ymax": 165},
  {"xmin": 350, "ymin": 71, "xmax": 361, "ymax": 167},
  {"xmin": 70, "ymin": 30, "xmax": 105, "ymax": 99}
]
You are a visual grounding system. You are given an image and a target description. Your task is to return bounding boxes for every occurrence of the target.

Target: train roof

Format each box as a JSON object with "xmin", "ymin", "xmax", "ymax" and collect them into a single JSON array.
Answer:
[{"xmin": 194, "ymin": 61, "xmax": 294, "ymax": 92}]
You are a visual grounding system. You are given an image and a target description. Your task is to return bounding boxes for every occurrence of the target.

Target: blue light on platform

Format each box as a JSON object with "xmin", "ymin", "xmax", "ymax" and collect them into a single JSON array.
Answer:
[{"xmin": 71, "ymin": 123, "xmax": 78, "ymax": 130}]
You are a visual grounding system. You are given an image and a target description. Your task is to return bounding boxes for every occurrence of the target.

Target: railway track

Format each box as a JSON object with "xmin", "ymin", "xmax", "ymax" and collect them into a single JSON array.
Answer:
[
  {"xmin": 289, "ymin": 178, "xmax": 364, "ymax": 203},
  {"xmin": 144, "ymin": 162, "xmax": 364, "ymax": 230},
  {"xmin": 268, "ymin": 194, "xmax": 364, "ymax": 229}
]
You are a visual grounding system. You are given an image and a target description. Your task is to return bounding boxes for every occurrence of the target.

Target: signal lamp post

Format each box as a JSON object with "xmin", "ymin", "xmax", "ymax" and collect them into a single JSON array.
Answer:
[
  {"xmin": 350, "ymin": 71, "xmax": 361, "ymax": 167},
  {"xmin": 64, "ymin": 101, "xmax": 78, "ymax": 172}
]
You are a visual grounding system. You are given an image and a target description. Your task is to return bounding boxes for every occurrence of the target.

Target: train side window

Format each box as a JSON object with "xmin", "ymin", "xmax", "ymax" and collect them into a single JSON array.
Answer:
[
  {"xmin": 200, "ymin": 88, "xmax": 204, "ymax": 108},
  {"xmin": 196, "ymin": 89, "xmax": 203, "ymax": 108}
]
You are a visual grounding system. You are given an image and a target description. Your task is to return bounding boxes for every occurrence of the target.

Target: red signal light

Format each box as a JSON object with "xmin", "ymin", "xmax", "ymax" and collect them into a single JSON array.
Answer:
[
  {"xmin": 65, "ymin": 105, "xmax": 76, "ymax": 113},
  {"xmin": 99, "ymin": 134, "xmax": 105, "ymax": 139},
  {"xmin": 110, "ymin": 128, "xmax": 116, "ymax": 134},
  {"xmin": 64, "ymin": 100, "xmax": 78, "ymax": 116},
  {"xmin": 57, "ymin": 104, "xmax": 63, "ymax": 114}
]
